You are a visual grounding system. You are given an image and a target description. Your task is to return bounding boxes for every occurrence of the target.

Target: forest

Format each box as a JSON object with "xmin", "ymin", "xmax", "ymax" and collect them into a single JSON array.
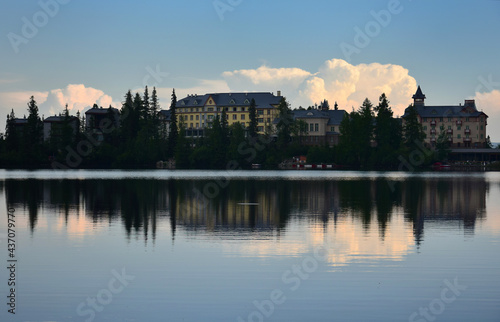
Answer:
[{"xmin": 0, "ymin": 87, "xmax": 451, "ymax": 169}]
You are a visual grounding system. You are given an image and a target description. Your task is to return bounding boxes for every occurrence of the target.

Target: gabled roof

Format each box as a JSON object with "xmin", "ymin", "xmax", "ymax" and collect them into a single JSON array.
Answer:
[
  {"xmin": 12, "ymin": 118, "xmax": 28, "ymax": 125},
  {"xmin": 403, "ymin": 104, "xmax": 488, "ymax": 118},
  {"xmin": 177, "ymin": 92, "xmax": 282, "ymax": 109},
  {"xmin": 44, "ymin": 115, "xmax": 78, "ymax": 123},
  {"xmin": 159, "ymin": 110, "xmax": 171, "ymax": 121},
  {"xmin": 85, "ymin": 107, "xmax": 119, "ymax": 115},
  {"xmin": 292, "ymin": 109, "xmax": 347, "ymax": 125}
]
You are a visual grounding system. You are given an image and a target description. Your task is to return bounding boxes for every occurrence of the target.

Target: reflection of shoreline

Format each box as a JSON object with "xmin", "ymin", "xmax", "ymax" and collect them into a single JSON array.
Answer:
[{"xmin": 3, "ymin": 177, "xmax": 488, "ymax": 243}]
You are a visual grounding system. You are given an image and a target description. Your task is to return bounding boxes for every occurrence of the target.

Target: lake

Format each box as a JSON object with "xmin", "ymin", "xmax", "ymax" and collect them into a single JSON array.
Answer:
[{"xmin": 1, "ymin": 170, "xmax": 499, "ymax": 321}]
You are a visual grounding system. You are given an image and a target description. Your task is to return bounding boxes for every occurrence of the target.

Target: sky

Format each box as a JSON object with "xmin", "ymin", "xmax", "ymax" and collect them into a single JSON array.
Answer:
[{"xmin": 1, "ymin": 0, "xmax": 500, "ymax": 141}]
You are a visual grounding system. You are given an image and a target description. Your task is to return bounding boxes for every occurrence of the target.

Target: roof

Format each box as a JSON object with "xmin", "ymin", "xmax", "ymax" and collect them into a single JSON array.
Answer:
[
  {"xmin": 177, "ymin": 92, "xmax": 282, "ymax": 109},
  {"xmin": 403, "ymin": 104, "xmax": 488, "ymax": 118},
  {"xmin": 85, "ymin": 107, "xmax": 119, "ymax": 115},
  {"xmin": 12, "ymin": 118, "xmax": 28, "ymax": 125},
  {"xmin": 159, "ymin": 110, "xmax": 171, "ymax": 121},
  {"xmin": 44, "ymin": 115, "xmax": 78, "ymax": 123},
  {"xmin": 412, "ymin": 86, "xmax": 426, "ymax": 99},
  {"xmin": 292, "ymin": 109, "xmax": 346, "ymax": 125}
]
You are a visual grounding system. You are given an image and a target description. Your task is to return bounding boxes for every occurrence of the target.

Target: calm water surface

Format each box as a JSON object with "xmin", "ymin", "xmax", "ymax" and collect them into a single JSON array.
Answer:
[{"xmin": 0, "ymin": 170, "xmax": 499, "ymax": 322}]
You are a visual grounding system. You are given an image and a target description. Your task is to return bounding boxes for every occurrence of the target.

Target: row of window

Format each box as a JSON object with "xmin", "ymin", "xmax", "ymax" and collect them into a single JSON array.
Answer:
[
  {"xmin": 423, "ymin": 125, "xmax": 484, "ymax": 131},
  {"xmin": 183, "ymin": 123, "xmax": 267, "ymax": 131},
  {"xmin": 423, "ymin": 117, "xmax": 484, "ymax": 122},
  {"xmin": 178, "ymin": 107, "xmax": 273, "ymax": 114},
  {"xmin": 430, "ymin": 134, "xmax": 484, "ymax": 139}
]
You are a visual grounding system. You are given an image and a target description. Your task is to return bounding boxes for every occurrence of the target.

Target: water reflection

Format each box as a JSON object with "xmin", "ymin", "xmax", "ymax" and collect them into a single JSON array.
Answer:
[{"xmin": 4, "ymin": 176, "xmax": 488, "ymax": 244}]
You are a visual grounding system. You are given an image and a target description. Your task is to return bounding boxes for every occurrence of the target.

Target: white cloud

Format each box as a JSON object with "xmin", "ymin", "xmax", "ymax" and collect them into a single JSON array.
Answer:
[
  {"xmin": 473, "ymin": 90, "xmax": 500, "ymax": 142},
  {"xmin": 220, "ymin": 59, "xmax": 417, "ymax": 114}
]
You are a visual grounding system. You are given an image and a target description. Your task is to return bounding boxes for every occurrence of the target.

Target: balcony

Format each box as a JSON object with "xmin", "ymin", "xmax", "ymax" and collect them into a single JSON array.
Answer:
[
  {"xmin": 464, "ymin": 137, "xmax": 471, "ymax": 142},
  {"xmin": 465, "ymin": 129, "xmax": 471, "ymax": 134},
  {"xmin": 430, "ymin": 129, "xmax": 436, "ymax": 135},
  {"xmin": 448, "ymin": 137, "xmax": 452, "ymax": 142},
  {"xmin": 430, "ymin": 120, "xmax": 436, "ymax": 126},
  {"xmin": 430, "ymin": 137, "xmax": 436, "ymax": 142},
  {"xmin": 447, "ymin": 129, "xmax": 453, "ymax": 134},
  {"xmin": 456, "ymin": 120, "xmax": 462, "ymax": 126}
]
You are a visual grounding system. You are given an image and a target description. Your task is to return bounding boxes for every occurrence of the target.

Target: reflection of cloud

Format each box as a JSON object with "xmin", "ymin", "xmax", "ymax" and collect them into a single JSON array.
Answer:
[{"xmin": 222, "ymin": 211, "xmax": 415, "ymax": 268}]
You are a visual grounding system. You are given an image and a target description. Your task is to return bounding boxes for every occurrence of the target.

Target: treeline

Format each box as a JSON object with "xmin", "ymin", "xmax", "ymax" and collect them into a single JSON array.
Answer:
[{"xmin": 0, "ymin": 89, "xmax": 436, "ymax": 169}]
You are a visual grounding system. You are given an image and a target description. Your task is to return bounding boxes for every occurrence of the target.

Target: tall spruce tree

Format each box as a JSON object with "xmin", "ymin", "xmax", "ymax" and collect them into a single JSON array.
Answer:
[
  {"xmin": 403, "ymin": 104, "xmax": 425, "ymax": 150},
  {"xmin": 168, "ymin": 89, "xmax": 178, "ymax": 156},
  {"xmin": 26, "ymin": 96, "xmax": 43, "ymax": 157},
  {"xmin": 151, "ymin": 87, "xmax": 160, "ymax": 140},
  {"xmin": 276, "ymin": 97, "xmax": 293, "ymax": 150},
  {"xmin": 248, "ymin": 98, "xmax": 258, "ymax": 138}
]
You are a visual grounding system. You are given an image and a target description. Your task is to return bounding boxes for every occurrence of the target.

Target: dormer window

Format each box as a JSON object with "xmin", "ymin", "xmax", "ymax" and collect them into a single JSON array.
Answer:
[
  {"xmin": 244, "ymin": 99, "xmax": 250, "ymax": 104},
  {"xmin": 193, "ymin": 100, "xmax": 198, "ymax": 105},
  {"xmin": 229, "ymin": 99, "xmax": 236, "ymax": 104},
  {"xmin": 181, "ymin": 101, "xmax": 185, "ymax": 106}
]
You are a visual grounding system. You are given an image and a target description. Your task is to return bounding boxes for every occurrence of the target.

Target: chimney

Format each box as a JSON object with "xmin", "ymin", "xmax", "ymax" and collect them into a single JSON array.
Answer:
[{"xmin": 277, "ymin": 90, "xmax": 281, "ymax": 97}]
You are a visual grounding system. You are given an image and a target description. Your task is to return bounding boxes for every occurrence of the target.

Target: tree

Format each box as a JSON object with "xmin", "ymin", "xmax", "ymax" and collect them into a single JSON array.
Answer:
[
  {"xmin": 276, "ymin": 97, "xmax": 293, "ymax": 150},
  {"xmin": 150, "ymin": 87, "xmax": 160, "ymax": 140},
  {"xmin": 374, "ymin": 93, "xmax": 400, "ymax": 166},
  {"xmin": 485, "ymin": 135, "xmax": 493, "ymax": 149},
  {"xmin": 435, "ymin": 130, "xmax": 451, "ymax": 160},
  {"xmin": 5, "ymin": 109, "xmax": 18, "ymax": 151},
  {"xmin": 120, "ymin": 90, "xmax": 139, "ymax": 144},
  {"xmin": 354, "ymin": 98, "xmax": 374, "ymax": 166},
  {"xmin": 168, "ymin": 89, "xmax": 178, "ymax": 155},
  {"xmin": 403, "ymin": 104, "xmax": 425, "ymax": 150},
  {"xmin": 248, "ymin": 98, "xmax": 258, "ymax": 138},
  {"xmin": 227, "ymin": 122, "xmax": 247, "ymax": 167},
  {"xmin": 26, "ymin": 96, "xmax": 43, "ymax": 160}
]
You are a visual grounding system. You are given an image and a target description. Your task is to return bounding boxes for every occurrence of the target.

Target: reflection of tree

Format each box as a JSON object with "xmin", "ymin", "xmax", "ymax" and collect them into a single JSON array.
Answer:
[{"xmin": 3, "ymin": 176, "xmax": 489, "ymax": 244}]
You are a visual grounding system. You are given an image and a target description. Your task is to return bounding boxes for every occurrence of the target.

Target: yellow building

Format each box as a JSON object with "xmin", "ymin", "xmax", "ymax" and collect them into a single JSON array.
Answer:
[{"xmin": 175, "ymin": 91, "xmax": 283, "ymax": 136}]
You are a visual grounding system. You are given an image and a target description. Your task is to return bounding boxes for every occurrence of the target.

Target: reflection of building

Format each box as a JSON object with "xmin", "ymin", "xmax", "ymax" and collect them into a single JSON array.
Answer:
[{"xmin": 403, "ymin": 86, "xmax": 488, "ymax": 148}]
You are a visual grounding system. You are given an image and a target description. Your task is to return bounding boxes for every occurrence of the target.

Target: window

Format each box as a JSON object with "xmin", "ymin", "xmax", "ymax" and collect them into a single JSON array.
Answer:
[
  {"xmin": 439, "ymin": 117, "xmax": 443, "ymax": 122},
  {"xmin": 181, "ymin": 101, "xmax": 185, "ymax": 106},
  {"xmin": 331, "ymin": 127, "xmax": 335, "ymax": 132},
  {"xmin": 448, "ymin": 125, "xmax": 451, "ymax": 129},
  {"xmin": 448, "ymin": 117, "xmax": 452, "ymax": 122},
  {"xmin": 196, "ymin": 115, "xmax": 199, "ymax": 120},
  {"xmin": 233, "ymin": 114, "xmax": 237, "ymax": 120},
  {"xmin": 457, "ymin": 126, "xmax": 461, "ymax": 130},
  {"xmin": 315, "ymin": 123, "xmax": 319, "ymax": 132},
  {"xmin": 233, "ymin": 107, "xmax": 237, "ymax": 112},
  {"xmin": 481, "ymin": 125, "xmax": 483, "ymax": 130},
  {"xmin": 229, "ymin": 99, "xmax": 235, "ymax": 104},
  {"xmin": 258, "ymin": 118, "xmax": 264, "ymax": 123},
  {"xmin": 193, "ymin": 100, "xmax": 198, "ymax": 105},
  {"xmin": 310, "ymin": 123, "xmax": 314, "ymax": 132},
  {"xmin": 458, "ymin": 134, "xmax": 461, "ymax": 139},
  {"xmin": 466, "ymin": 117, "xmax": 470, "ymax": 122},
  {"xmin": 480, "ymin": 117, "xmax": 484, "ymax": 123},
  {"xmin": 196, "ymin": 123, "xmax": 199, "ymax": 128},
  {"xmin": 241, "ymin": 114, "xmax": 245, "ymax": 120},
  {"xmin": 257, "ymin": 126, "xmax": 263, "ymax": 132},
  {"xmin": 481, "ymin": 134, "xmax": 484, "ymax": 139},
  {"xmin": 267, "ymin": 118, "xmax": 270, "ymax": 123},
  {"xmin": 423, "ymin": 118, "xmax": 427, "ymax": 122},
  {"xmin": 466, "ymin": 125, "xmax": 469, "ymax": 129},
  {"xmin": 208, "ymin": 108, "xmax": 213, "ymax": 112},
  {"xmin": 190, "ymin": 123, "xmax": 193, "ymax": 128},
  {"xmin": 244, "ymin": 99, "xmax": 250, "ymax": 104},
  {"xmin": 258, "ymin": 110, "xmax": 264, "ymax": 115},
  {"xmin": 190, "ymin": 115, "xmax": 193, "ymax": 121},
  {"xmin": 208, "ymin": 115, "xmax": 214, "ymax": 120},
  {"xmin": 440, "ymin": 126, "xmax": 444, "ymax": 131},
  {"xmin": 267, "ymin": 110, "xmax": 271, "ymax": 115}
]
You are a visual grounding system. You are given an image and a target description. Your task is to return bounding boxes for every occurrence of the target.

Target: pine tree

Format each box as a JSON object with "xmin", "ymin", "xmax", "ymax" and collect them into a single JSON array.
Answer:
[
  {"xmin": 248, "ymin": 98, "xmax": 258, "ymax": 138},
  {"xmin": 403, "ymin": 104, "xmax": 425, "ymax": 150},
  {"xmin": 168, "ymin": 89, "xmax": 178, "ymax": 155},
  {"xmin": 26, "ymin": 96, "xmax": 43, "ymax": 159},
  {"xmin": 5, "ymin": 109, "xmax": 18, "ymax": 151},
  {"xmin": 120, "ymin": 90, "xmax": 138, "ymax": 143},
  {"xmin": 277, "ymin": 97, "xmax": 293, "ymax": 150},
  {"xmin": 151, "ymin": 87, "xmax": 160, "ymax": 140}
]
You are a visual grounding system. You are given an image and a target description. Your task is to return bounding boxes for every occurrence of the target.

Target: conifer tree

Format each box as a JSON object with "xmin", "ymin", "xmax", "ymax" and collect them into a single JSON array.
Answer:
[
  {"xmin": 248, "ymin": 98, "xmax": 258, "ymax": 138},
  {"xmin": 168, "ymin": 89, "xmax": 178, "ymax": 155}
]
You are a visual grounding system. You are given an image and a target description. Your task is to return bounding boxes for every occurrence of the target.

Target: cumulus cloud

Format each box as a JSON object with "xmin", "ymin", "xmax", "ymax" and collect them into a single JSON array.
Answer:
[
  {"xmin": 220, "ymin": 59, "xmax": 417, "ymax": 115},
  {"xmin": 473, "ymin": 90, "xmax": 500, "ymax": 142},
  {"xmin": 0, "ymin": 84, "xmax": 119, "ymax": 131},
  {"xmin": 42, "ymin": 84, "xmax": 119, "ymax": 116}
]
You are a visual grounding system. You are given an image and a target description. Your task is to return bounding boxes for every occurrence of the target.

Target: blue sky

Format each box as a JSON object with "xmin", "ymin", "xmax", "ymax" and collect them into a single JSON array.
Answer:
[{"xmin": 1, "ymin": 0, "xmax": 500, "ymax": 140}]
